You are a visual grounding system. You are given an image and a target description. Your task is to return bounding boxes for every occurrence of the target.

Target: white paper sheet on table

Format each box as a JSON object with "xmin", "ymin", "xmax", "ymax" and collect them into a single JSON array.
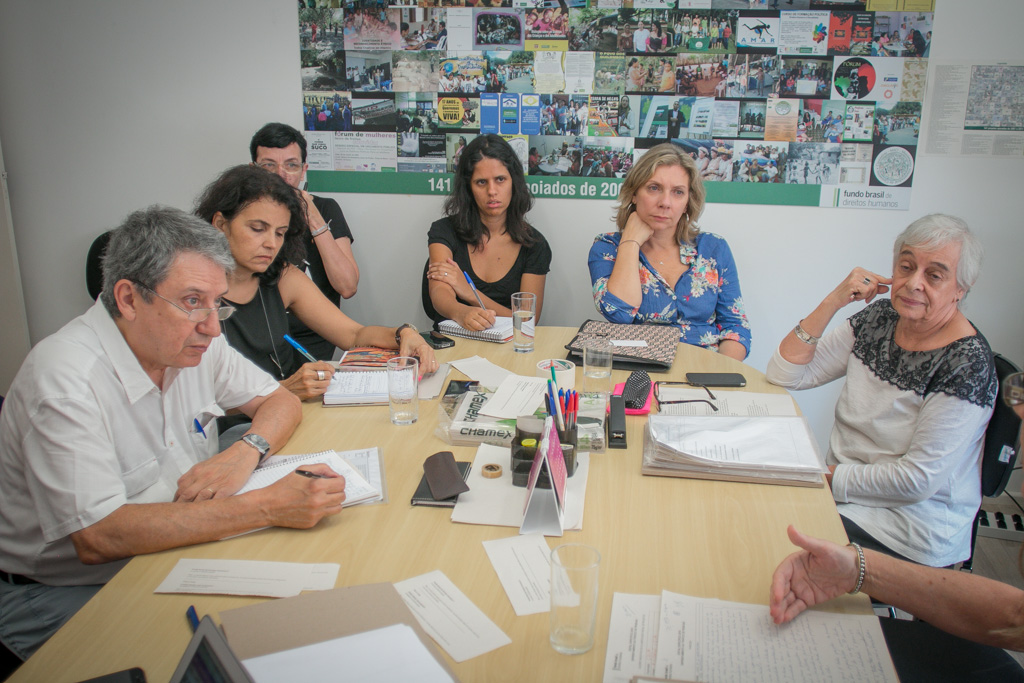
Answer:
[
  {"xmin": 482, "ymin": 533, "xmax": 552, "ymax": 616},
  {"xmin": 451, "ymin": 444, "xmax": 588, "ymax": 533},
  {"xmin": 654, "ymin": 590, "xmax": 898, "ymax": 682},
  {"xmin": 656, "ymin": 388, "xmax": 798, "ymax": 417},
  {"xmin": 419, "ymin": 362, "xmax": 451, "ymax": 400},
  {"xmin": 242, "ymin": 623, "xmax": 454, "ymax": 683},
  {"xmin": 154, "ymin": 559, "xmax": 338, "ymax": 598},
  {"xmin": 449, "ymin": 355, "xmax": 513, "ymax": 388},
  {"xmin": 603, "ymin": 593, "xmax": 662, "ymax": 683},
  {"xmin": 394, "ymin": 569, "xmax": 511, "ymax": 663},
  {"xmin": 477, "ymin": 375, "xmax": 548, "ymax": 419}
]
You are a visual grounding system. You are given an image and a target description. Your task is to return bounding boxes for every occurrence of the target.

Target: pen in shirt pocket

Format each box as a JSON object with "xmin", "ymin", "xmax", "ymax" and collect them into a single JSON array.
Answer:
[{"xmin": 192, "ymin": 418, "xmax": 207, "ymax": 438}]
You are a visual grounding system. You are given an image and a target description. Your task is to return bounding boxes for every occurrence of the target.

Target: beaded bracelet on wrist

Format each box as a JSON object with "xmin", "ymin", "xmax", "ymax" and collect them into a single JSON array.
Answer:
[{"xmin": 847, "ymin": 542, "xmax": 866, "ymax": 595}]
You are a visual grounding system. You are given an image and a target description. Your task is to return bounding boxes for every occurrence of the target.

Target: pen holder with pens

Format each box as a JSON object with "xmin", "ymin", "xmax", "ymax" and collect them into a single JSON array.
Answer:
[
  {"xmin": 557, "ymin": 425, "xmax": 578, "ymax": 478},
  {"xmin": 511, "ymin": 416, "xmax": 577, "ymax": 487}
]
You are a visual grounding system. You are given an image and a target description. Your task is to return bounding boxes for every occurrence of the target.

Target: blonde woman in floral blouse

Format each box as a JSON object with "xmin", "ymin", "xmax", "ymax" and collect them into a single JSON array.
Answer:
[{"xmin": 587, "ymin": 143, "xmax": 751, "ymax": 359}]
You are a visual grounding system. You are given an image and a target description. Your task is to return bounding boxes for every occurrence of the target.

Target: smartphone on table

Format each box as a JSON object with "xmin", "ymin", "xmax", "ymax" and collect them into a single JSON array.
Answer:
[
  {"xmin": 685, "ymin": 372, "xmax": 746, "ymax": 388},
  {"xmin": 422, "ymin": 330, "xmax": 455, "ymax": 349}
]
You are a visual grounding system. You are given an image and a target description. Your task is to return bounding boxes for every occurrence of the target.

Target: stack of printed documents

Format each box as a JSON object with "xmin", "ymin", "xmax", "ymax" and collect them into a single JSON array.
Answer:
[{"xmin": 642, "ymin": 415, "xmax": 826, "ymax": 488}]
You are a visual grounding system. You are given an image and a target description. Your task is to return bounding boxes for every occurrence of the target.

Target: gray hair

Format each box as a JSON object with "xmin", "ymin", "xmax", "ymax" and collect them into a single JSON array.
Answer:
[
  {"xmin": 893, "ymin": 213, "xmax": 983, "ymax": 304},
  {"xmin": 100, "ymin": 205, "xmax": 234, "ymax": 317}
]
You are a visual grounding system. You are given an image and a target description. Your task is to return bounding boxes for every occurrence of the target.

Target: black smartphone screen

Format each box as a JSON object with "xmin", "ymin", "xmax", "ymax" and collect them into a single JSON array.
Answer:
[
  {"xmin": 685, "ymin": 372, "xmax": 746, "ymax": 388},
  {"xmin": 422, "ymin": 331, "xmax": 455, "ymax": 349}
]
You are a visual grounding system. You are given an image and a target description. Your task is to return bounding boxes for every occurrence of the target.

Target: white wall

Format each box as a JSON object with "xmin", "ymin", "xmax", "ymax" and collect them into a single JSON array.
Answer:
[
  {"xmin": 1, "ymin": 0, "xmax": 1022, "ymax": 449},
  {"xmin": 0, "ymin": 138, "xmax": 31, "ymax": 395}
]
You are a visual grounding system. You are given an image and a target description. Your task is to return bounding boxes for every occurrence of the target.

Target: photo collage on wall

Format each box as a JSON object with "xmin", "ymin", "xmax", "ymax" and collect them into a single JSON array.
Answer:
[{"xmin": 298, "ymin": 0, "xmax": 933, "ymax": 207}]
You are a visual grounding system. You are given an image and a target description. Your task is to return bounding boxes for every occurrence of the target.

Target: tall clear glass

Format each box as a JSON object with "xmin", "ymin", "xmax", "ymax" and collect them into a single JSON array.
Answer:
[
  {"xmin": 511, "ymin": 292, "xmax": 536, "ymax": 353},
  {"xmin": 386, "ymin": 356, "xmax": 419, "ymax": 425},
  {"xmin": 550, "ymin": 543, "xmax": 601, "ymax": 655},
  {"xmin": 583, "ymin": 334, "xmax": 613, "ymax": 400}
]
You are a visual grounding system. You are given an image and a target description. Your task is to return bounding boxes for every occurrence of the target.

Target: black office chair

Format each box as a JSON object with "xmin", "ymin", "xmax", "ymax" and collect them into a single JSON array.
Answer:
[
  {"xmin": 85, "ymin": 230, "xmax": 113, "ymax": 301},
  {"xmin": 962, "ymin": 352, "xmax": 1023, "ymax": 572},
  {"xmin": 420, "ymin": 258, "xmax": 445, "ymax": 330}
]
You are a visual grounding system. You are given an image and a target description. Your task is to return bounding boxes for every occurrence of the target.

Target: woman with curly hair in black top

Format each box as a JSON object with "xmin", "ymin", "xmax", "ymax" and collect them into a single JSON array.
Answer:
[{"xmin": 196, "ymin": 165, "xmax": 435, "ymax": 401}]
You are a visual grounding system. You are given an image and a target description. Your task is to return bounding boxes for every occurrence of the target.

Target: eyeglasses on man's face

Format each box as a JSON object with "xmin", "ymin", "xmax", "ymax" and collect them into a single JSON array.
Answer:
[
  {"xmin": 133, "ymin": 282, "xmax": 236, "ymax": 323},
  {"xmin": 256, "ymin": 160, "xmax": 304, "ymax": 176}
]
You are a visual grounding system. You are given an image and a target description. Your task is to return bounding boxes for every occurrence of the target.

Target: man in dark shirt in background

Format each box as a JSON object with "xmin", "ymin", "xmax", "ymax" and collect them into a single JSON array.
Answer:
[{"xmin": 249, "ymin": 123, "xmax": 360, "ymax": 360}]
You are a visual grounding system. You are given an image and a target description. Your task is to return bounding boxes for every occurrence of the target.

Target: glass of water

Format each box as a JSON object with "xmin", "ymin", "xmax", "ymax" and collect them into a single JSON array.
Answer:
[
  {"xmin": 550, "ymin": 543, "xmax": 601, "ymax": 655},
  {"xmin": 583, "ymin": 335, "xmax": 613, "ymax": 400},
  {"xmin": 386, "ymin": 356, "xmax": 419, "ymax": 425},
  {"xmin": 511, "ymin": 292, "xmax": 536, "ymax": 353}
]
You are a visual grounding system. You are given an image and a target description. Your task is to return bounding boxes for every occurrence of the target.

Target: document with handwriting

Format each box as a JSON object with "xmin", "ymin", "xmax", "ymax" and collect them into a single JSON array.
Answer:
[{"xmin": 655, "ymin": 591, "xmax": 898, "ymax": 682}]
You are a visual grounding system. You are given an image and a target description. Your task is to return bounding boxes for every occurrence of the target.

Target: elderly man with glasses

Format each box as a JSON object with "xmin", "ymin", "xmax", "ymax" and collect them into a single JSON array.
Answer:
[
  {"xmin": 0, "ymin": 207, "xmax": 345, "ymax": 660},
  {"xmin": 249, "ymin": 122, "xmax": 360, "ymax": 361}
]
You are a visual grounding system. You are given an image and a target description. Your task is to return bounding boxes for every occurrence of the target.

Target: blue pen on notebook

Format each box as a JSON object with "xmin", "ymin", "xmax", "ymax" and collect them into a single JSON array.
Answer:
[
  {"xmin": 186, "ymin": 605, "xmax": 200, "ymax": 633},
  {"xmin": 462, "ymin": 271, "xmax": 486, "ymax": 309},
  {"xmin": 283, "ymin": 334, "xmax": 317, "ymax": 363}
]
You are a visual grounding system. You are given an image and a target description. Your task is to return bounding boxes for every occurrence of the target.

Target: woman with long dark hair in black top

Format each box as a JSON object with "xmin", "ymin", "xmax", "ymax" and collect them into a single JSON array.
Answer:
[{"xmin": 423, "ymin": 135, "xmax": 551, "ymax": 330}]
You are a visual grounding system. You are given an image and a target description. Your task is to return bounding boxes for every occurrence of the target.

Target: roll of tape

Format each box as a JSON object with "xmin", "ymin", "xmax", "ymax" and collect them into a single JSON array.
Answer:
[
  {"xmin": 482, "ymin": 463, "xmax": 502, "ymax": 479},
  {"xmin": 536, "ymin": 359, "xmax": 576, "ymax": 390}
]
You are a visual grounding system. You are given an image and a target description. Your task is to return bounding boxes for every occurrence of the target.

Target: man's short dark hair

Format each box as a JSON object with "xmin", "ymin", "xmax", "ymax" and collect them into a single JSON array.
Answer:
[{"xmin": 249, "ymin": 123, "xmax": 307, "ymax": 163}]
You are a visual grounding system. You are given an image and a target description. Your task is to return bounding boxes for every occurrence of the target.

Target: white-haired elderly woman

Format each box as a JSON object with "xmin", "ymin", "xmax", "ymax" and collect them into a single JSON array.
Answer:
[{"xmin": 767, "ymin": 214, "xmax": 997, "ymax": 568}]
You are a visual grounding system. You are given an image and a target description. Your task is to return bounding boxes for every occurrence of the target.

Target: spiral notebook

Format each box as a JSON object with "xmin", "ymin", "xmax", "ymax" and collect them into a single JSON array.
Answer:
[
  {"xmin": 237, "ymin": 450, "xmax": 382, "ymax": 506},
  {"xmin": 322, "ymin": 369, "xmax": 389, "ymax": 406},
  {"xmin": 438, "ymin": 316, "xmax": 514, "ymax": 343}
]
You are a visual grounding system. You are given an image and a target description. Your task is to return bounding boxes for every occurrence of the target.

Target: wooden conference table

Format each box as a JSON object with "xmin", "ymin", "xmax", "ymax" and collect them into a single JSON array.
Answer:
[{"xmin": 12, "ymin": 327, "xmax": 870, "ymax": 682}]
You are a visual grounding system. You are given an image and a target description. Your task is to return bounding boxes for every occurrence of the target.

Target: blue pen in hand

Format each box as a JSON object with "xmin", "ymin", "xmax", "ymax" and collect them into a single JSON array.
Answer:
[
  {"xmin": 462, "ymin": 271, "xmax": 486, "ymax": 309},
  {"xmin": 283, "ymin": 334, "xmax": 317, "ymax": 363}
]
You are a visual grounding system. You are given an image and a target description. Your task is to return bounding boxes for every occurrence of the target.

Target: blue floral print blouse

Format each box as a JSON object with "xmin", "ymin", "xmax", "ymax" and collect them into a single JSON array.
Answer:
[{"xmin": 587, "ymin": 231, "xmax": 751, "ymax": 355}]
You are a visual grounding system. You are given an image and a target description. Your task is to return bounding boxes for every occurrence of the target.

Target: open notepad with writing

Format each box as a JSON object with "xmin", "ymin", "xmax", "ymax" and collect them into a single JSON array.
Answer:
[
  {"xmin": 322, "ymin": 369, "xmax": 389, "ymax": 406},
  {"xmin": 237, "ymin": 450, "xmax": 382, "ymax": 506}
]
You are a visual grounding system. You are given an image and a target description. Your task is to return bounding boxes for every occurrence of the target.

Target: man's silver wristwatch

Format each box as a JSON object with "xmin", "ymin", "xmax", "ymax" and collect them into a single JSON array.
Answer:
[{"xmin": 241, "ymin": 433, "xmax": 271, "ymax": 465}]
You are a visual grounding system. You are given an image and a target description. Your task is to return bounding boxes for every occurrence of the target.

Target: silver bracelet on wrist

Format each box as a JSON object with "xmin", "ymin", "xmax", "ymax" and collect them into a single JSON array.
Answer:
[
  {"xmin": 620, "ymin": 239, "xmax": 642, "ymax": 249},
  {"xmin": 793, "ymin": 321, "xmax": 819, "ymax": 345},
  {"xmin": 847, "ymin": 542, "xmax": 866, "ymax": 595},
  {"xmin": 310, "ymin": 224, "xmax": 330, "ymax": 238}
]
